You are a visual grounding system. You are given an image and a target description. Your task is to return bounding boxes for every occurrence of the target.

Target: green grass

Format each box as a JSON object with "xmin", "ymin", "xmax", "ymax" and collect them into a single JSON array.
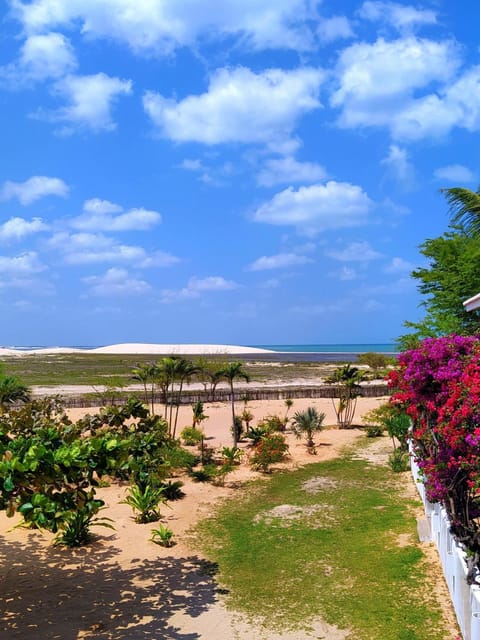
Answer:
[{"xmin": 194, "ymin": 448, "xmax": 449, "ymax": 639}]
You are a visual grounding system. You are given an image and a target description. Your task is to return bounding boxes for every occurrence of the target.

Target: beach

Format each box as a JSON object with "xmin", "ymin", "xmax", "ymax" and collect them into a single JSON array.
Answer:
[{"xmin": 0, "ymin": 392, "xmax": 458, "ymax": 639}]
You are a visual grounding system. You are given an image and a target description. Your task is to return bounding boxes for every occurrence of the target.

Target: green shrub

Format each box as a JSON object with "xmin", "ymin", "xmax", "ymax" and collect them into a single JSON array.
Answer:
[
  {"xmin": 180, "ymin": 426, "xmax": 204, "ymax": 446},
  {"xmin": 158, "ymin": 445, "xmax": 198, "ymax": 473},
  {"xmin": 388, "ymin": 450, "xmax": 410, "ymax": 473},
  {"xmin": 190, "ymin": 465, "xmax": 217, "ymax": 482},
  {"xmin": 245, "ymin": 425, "xmax": 271, "ymax": 446},
  {"xmin": 221, "ymin": 446, "xmax": 243, "ymax": 465},
  {"xmin": 364, "ymin": 424, "xmax": 384, "ymax": 438},
  {"xmin": 160, "ymin": 480, "xmax": 185, "ymax": 501},
  {"xmin": 121, "ymin": 483, "xmax": 166, "ymax": 523},
  {"xmin": 151, "ymin": 523, "xmax": 175, "ymax": 547}
]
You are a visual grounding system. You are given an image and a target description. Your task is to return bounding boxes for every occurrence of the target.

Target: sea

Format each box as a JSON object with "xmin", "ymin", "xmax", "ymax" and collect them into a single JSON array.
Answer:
[
  {"xmin": 5, "ymin": 343, "xmax": 397, "ymax": 363},
  {"xmin": 249, "ymin": 344, "xmax": 397, "ymax": 362}
]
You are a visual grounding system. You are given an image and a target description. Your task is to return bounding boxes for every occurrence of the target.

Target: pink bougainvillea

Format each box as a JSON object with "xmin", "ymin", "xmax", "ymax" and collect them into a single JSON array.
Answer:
[{"xmin": 390, "ymin": 335, "xmax": 480, "ymax": 583}]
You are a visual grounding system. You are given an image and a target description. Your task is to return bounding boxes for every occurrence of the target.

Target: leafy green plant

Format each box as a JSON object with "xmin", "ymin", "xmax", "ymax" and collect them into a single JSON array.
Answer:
[
  {"xmin": 221, "ymin": 446, "xmax": 243, "ymax": 466},
  {"xmin": 250, "ymin": 434, "xmax": 289, "ymax": 473},
  {"xmin": 245, "ymin": 425, "xmax": 271, "ymax": 445},
  {"xmin": 212, "ymin": 463, "xmax": 234, "ymax": 486},
  {"xmin": 151, "ymin": 523, "xmax": 175, "ymax": 547},
  {"xmin": 364, "ymin": 424, "xmax": 384, "ymax": 438},
  {"xmin": 388, "ymin": 449, "xmax": 410, "ymax": 473},
  {"xmin": 160, "ymin": 480, "xmax": 185, "ymax": 500},
  {"xmin": 291, "ymin": 407, "xmax": 326, "ymax": 451},
  {"xmin": 180, "ymin": 426, "xmax": 204, "ymax": 446},
  {"xmin": 190, "ymin": 464, "xmax": 217, "ymax": 482},
  {"xmin": 55, "ymin": 503, "xmax": 115, "ymax": 547},
  {"xmin": 121, "ymin": 483, "xmax": 166, "ymax": 523}
]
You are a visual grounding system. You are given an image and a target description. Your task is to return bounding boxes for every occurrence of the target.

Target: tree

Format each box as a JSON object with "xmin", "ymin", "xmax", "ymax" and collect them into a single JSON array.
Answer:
[
  {"xmin": 327, "ymin": 364, "xmax": 364, "ymax": 428},
  {"xmin": 291, "ymin": 407, "xmax": 326, "ymax": 450},
  {"xmin": 131, "ymin": 362, "xmax": 158, "ymax": 414},
  {"xmin": 218, "ymin": 362, "xmax": 250, "ymax": 447},
  {"xmin": 397, "ymin": 229, "xmax": 480, "ymax": 349},
  {"xmin": 441, "ymin": 186, "xmax": 480, "ymax": 236}
]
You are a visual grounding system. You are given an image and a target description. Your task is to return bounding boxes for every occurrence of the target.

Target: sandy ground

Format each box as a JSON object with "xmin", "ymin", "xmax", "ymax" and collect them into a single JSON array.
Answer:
[{"xmin": 0, "ymin": 396, "xmax": 457, "ymax": 639}]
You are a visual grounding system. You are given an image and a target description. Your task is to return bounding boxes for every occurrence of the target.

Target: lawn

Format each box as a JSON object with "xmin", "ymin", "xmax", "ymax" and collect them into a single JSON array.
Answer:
[{"xmin": 195, "ymin": 444, "xmax": 453, "ymax": 640}]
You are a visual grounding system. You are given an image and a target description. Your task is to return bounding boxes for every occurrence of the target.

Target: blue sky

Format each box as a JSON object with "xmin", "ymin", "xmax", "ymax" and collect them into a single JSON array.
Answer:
[{"xmin": 0, "ymin": 0, "xmax": 478, "ymax": 346}]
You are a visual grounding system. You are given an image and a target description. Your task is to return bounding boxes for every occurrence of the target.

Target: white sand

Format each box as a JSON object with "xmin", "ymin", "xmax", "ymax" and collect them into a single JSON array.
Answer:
[{"xmin": 0, "ymin": 343, "xmax": 275, "ymax": 357}]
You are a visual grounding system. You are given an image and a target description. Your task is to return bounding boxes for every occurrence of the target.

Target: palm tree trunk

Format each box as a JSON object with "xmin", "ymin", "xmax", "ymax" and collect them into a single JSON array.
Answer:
[{"xmin": 230, "ymin": 381, "xmax": 237, "ymax": 448}]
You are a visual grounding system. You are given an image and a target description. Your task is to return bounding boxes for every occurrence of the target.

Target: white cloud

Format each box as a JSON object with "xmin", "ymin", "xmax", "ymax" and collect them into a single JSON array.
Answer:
[
  {"xmin": 257, "ymin": 156, "xmax": 327, "ymax": 187},
  {"xmin": 0, "ymin": 217, "xmax": 48, "ymax": 240},
  {"xmin": 144, "ymin": 66, "xmax": 323, "ymax": 147},
  {"xmin": 83, "ymin": 198, "xmax": 122, "ymax": 214},
  {"xmin": 392, "ymin": 66, "xmax": 480, "ymax": 139},
  {"xmin": 434, "ymin": 164, "xmax": 476, "ymax": 184},
  {"xmin": 84, "ymin": 267, "xmax": 150, "ymax": 296},
  {"xmin": 326, "ymin": 241, "xmax": 382, "ymax": 261},
  {"xmin": 334, "ymin": 266, "xmax": 358, "ymax": 280},
  {"xmin": 331, "ymin": 37, "xmax": 460, "ymax": 134},
  {"xmin": 71, "ymin": 199, "xmax": 162, "ymax": 231},
  {"xmin": 248, "ymin": 252, "xmax": 312, "ymax": 271},
  {"xmin": 45, "ymin": 73, "xmax": 132, "ymax": 132},
  {"xmin": 253, "ymin": 181, "xmax": 372, "ymax": 234},
  {"xmin": 359, "ymin": 1, "xmax": 437, "ymax": 31},
  {"xmin": 0, "ymin": 251, "xmax": 46, "ymax": 274},
  {"xmin": 0, "ymin": 32, "xmax": 77, "ymax": 85},
  {"xmin": 48, "ymin": 232, "xmax": 179, "ymax": 267},
  {"xmin": 178, "ymin": 159, "xmax": 204, "ymax": 171},
  {"xmin": 317, "ymin": 16, "xmax": 354, "ymax": 43},
  {"xmin": 12, "ymin": 0, "xmax": 317, "ymax": 54},
  {"xmin": 381, "ymin": 144, "xmax": 415, "ymax": 186},
  {"xmin": 1, "ymin": 175, "xmax": 69, "ymax": 205},
  {"xmin": 160, "ymin": 275, "xmax": 239, "ymax": 303},
  {"xmin": 384, "ymin": 257, "xmax": 415, "ymax": 273}
]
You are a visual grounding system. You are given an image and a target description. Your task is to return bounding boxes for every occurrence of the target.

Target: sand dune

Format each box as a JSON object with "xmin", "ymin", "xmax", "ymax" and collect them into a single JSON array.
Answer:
[{"xmin": 0, "ymin": 343, "xmax": 275, "ymax": 357}]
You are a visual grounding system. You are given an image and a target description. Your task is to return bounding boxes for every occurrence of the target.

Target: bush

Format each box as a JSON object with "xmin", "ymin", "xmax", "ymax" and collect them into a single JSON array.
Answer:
[
  {"xmin": 245, "ymin": 425, "xmax": 271, "ymax": 445},
  {"xmin": 364, "ymin": 424, "xmax": 384, "ymax": 438},
  {"xmin": 159, "ymin": 480, "xmax": 185, "ymax": 501},
  {"xmin": 388, "ymin": 450, "xmax": 410, "ymax": 473},
  {"xmin": 180, "ymin": 426, "xmax": 203, "ymax": 446},
  {"xmin": 190, "ymin": 465, "xmax": 217, "ymax": 482},
  {"xmin": 121, "ymin": 483, "xmax": 166, "ymax": 523},
  {"xmin": 250, "ymin": 434, "xmax": 289, "ymax": 473}
]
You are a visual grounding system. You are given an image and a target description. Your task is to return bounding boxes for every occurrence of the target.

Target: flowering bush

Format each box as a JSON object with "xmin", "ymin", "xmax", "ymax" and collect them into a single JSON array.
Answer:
[
  {"xmin": 390, "ymin": 335, "xmax": 480, "ymax": 583},
  {"xmin": 250, "ymin": 433, "xmax": 289, "ymax": 473}
]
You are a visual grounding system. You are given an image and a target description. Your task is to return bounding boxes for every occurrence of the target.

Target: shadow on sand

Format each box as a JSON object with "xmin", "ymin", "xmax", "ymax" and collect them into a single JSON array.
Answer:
[{"xmin": 0, "ymin": 532, "xmax": 223, "ymax": 639}]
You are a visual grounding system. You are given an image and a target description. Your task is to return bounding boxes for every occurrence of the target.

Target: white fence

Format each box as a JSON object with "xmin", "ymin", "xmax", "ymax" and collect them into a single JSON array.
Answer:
[{"xmin": 410, "ymin": 449, "xmax": 480, "ymax": 639}]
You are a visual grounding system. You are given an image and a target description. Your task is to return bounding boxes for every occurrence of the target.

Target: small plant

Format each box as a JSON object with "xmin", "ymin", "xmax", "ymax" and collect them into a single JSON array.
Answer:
[
  {"xmin": 245, "ymin": 424, "xmax": 271, "ymax": 445},
  {"xmin": 121, "ymin": 483, "xmax": 166, "ymax": 523},
  {"xmin": 291, "ymin": 407, "xmax": 326, "ymax": 451},
  {"xmin": 212, "ymin": 463, "xmax": 234, "ymax": 486},
  {"xmin": 364, "ymin": 424, "xmax": 384, "ymax": 438},
  {"xmin": 221, "ymin": 446, "xmax": 243, "ymax": 466},
  {"xmin": 151, "ymin": 523, "xmax": 175, "ymax": 547},
  {"xmin": 388, "ymin": 449, "xmax": 410, "ymax": 473},
  {"xmin": 180, "ymin": 426, "xmax": 204, "ymax": 446},
  {"xmin": 190, "ymin": 464, "xmax": 217, "ymax": 482},
  {"xmin": 191, "ymin": 400, "xmax": 208, "ymax": 428},
  {"xmin": 240, "ymin": 408, "xmax": 254, "ymax": 431},
  {"xmin": 160, "ymin": 480, "xmax": 185, "ymax": 500},
  {"xmin": 263, "ymin": 414, "xmax": 286, "ymax": 432},
  {"xmin": 55, "ymin": 503, "xmax": 114, "ymax": 547},
  {"xmin": 250, "ymin": 433, "xmax": 289, "ymax": 473}
]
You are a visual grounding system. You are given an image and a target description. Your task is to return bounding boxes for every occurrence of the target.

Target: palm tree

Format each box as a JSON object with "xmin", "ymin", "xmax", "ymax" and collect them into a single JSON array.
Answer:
[
  {"xmin": 172, "ymin": 358, "xmax": 201, "ymax": 437},
  {"xmin": 291, "ymin": 407, "xmax": 326, "ymax": 449},
  {"xmin": 441, "ymin": 186, "xmax": 480, "ymax": 236},
  {"xmin": 219, "ymin": 362, "xmax": 250, "ymax": 447},
  {"xmin": 131, "ymin": 362, "xmax": 157, "ymax": 412},
  {"xmin": 0, "ymin": 375, "xmax": 30, "ymax": 411},
  {"xmin": 327, "ymin": 364, "xmax": 365, "ymax": 428}
]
